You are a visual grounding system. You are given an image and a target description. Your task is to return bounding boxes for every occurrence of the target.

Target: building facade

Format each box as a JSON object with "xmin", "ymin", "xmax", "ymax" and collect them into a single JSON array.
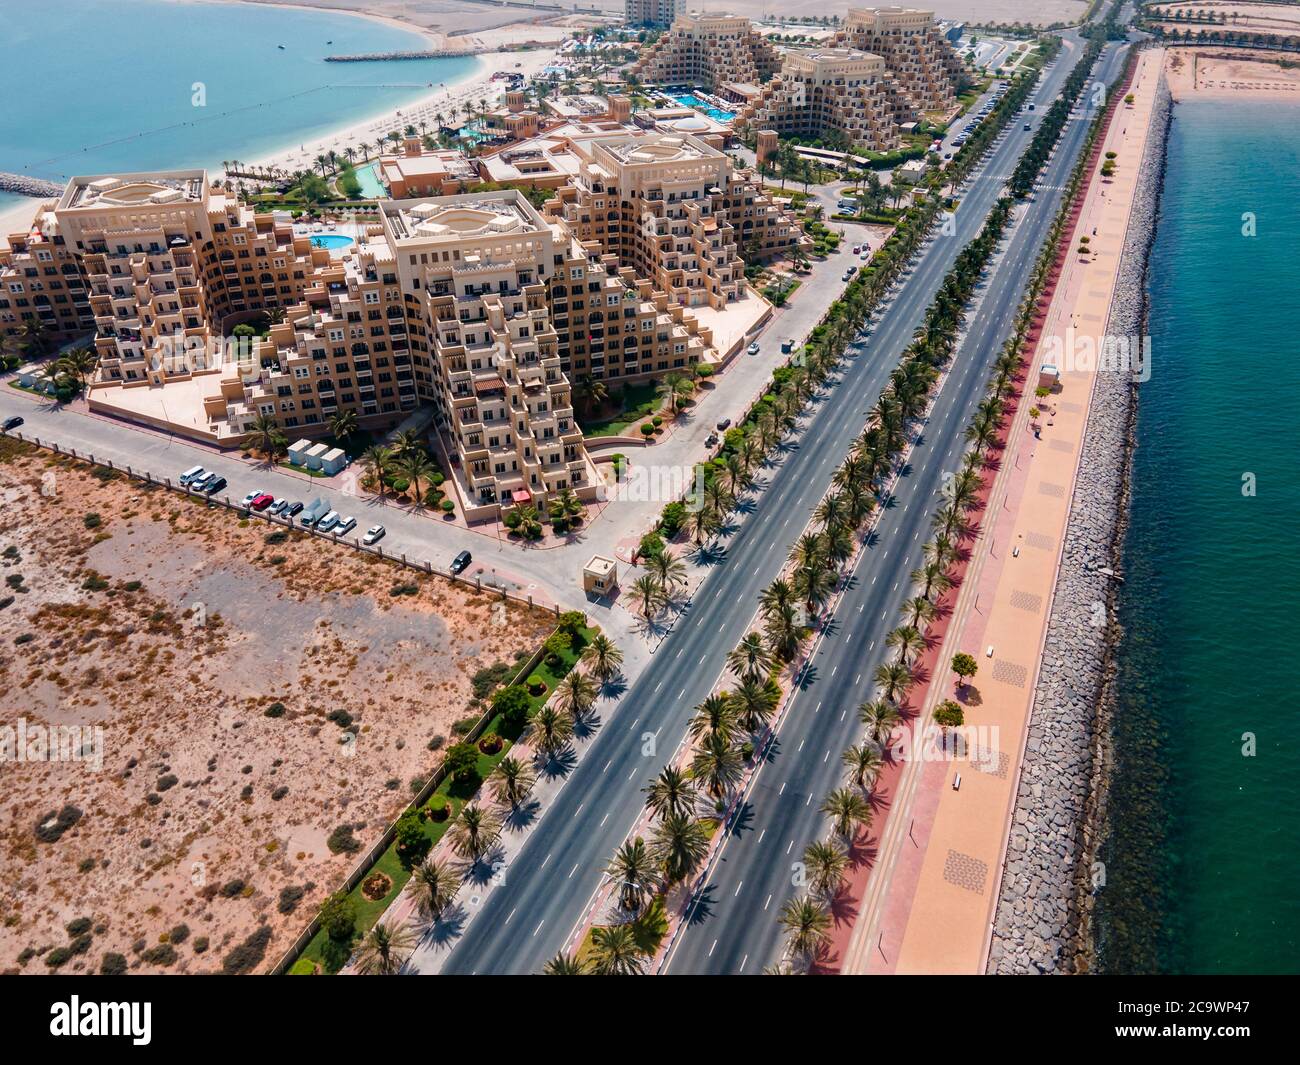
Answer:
[
  {"xmin": 380, "ymin": 192, "xmax": 595, "ymax": 516},
  {"xmin": 625, "ymin": 0, "xmax": 687, "ymax": 30},
  {"xmin": 832, "ymin": 7, "xmax": 964, "ymax": 112},
  {"xmin": 630, "ymin": 13, "xmax": 781, "ymax": 92},
  {"xmin": 0, "ymin": 204, "xmax": 95, "ymax": 349},
  {"xmin": 736, "ymin": 48, "xmax": 911, "ymax": 151}
]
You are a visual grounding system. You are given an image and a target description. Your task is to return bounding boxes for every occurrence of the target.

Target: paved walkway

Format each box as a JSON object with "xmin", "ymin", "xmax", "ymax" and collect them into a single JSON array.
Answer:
[{"xmin": 841, "ymin": 48, "xmax": 1162, "ymax": 974}]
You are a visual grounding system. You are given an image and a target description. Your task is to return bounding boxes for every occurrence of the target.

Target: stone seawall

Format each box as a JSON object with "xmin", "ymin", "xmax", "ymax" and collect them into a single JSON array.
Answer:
[
  {"xmin": 986, "ymin": 65, "xmax": 1172, "ymax": 975},
  {"xmin": 0, "ymin": 173, "xmax": 63, "ymax": 199}
]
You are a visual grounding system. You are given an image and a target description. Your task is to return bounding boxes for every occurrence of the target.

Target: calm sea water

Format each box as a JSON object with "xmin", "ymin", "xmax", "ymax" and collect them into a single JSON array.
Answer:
[
  {"xmin": 1096, "ymin": 99, "xmax": 1300, "ymax": 974},
  {"xmin": 0, "ymin": 0, "xmax": 479, "ymax": 182}
]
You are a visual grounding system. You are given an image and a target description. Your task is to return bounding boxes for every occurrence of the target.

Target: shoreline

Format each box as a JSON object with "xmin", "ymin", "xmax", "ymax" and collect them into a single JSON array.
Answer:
[{"xmin": 984, "ymin": 49, "xmax": 1164, "ymax": 976}]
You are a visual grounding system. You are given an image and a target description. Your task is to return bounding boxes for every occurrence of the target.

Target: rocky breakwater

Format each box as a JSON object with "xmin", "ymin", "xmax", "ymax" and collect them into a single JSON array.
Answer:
[
  {"xmin": 986, "ymin": 67, "xmax": 1173, "ymax": 975},
  {"xmin": 0, "ymin": 174, "xmax": 64, "ymax": 199}
]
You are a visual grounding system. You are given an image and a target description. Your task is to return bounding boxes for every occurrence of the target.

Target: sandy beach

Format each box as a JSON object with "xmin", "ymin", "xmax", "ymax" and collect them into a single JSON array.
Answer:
[{"xmin": 1164, "ymin": 46, "xmax": 1300, "ymax": 100}]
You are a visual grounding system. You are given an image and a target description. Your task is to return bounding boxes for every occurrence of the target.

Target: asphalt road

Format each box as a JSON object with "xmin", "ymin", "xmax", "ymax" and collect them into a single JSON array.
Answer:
[
  {"xmin": 433, "ymin": 30, "xmax": 1110, "ymax": 975},
  {"xmin": 661, "ymin": 36, "xmax": 1134, "ymax": 976}
]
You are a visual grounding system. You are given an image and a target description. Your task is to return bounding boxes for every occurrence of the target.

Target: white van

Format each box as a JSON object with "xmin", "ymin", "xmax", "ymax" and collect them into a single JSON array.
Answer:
[
  {"xmin": 317, "ymin": 511, "xmax": 340, "ymax": 532},
  {"xmin": 179, "ymin": 465, "xmax": 205, "ymax": 486}
]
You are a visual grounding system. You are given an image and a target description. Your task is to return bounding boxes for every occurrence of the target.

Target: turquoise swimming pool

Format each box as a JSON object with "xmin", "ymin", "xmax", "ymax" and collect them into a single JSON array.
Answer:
[
  {"xmin": 354, "ymin": 162, "xmax": 387, "ymax": 199},
  {"xmin": 667, "ymin": 92, "xmax": 735, "ymax": 122},
  {"xmin": 310, "ymin": 234, "xmax": 354, "ymax": 250}
]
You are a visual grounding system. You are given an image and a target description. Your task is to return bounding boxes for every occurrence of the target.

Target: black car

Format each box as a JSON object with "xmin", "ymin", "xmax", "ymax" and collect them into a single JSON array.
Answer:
[
  {"xmin": 205, "ymin": 476, "xmax": 227, "ymax": 494},
  {"xmin": 1, "ymin": 416, "xmax": 23, "ymax": 432},
  {"xmin": 450, "ymin": 550, "xmax": 472, "ymax": 575},
  {"xmin": 287, "ymin": 501, "xmax": 304, "ymax": 516}
]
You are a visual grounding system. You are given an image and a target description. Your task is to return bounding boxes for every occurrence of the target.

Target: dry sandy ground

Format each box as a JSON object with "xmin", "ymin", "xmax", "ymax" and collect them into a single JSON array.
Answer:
[
  {"xmin": 0, "ymin": 442, "xmax": 553, "ymax": 974},
  {"xmin": 1164, "ymin": 46, "xmax": 1300, "ymax": 97}
]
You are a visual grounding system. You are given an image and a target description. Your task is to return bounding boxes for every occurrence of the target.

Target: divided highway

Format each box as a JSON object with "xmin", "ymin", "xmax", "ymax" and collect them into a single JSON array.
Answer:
[
  {"xmin": 662, "ymin": 37, "xmax": 1133, "ymax": 975},
  {"xmin": 435, "ymin": 30, "xmax": 1109, "ymax": 975}
]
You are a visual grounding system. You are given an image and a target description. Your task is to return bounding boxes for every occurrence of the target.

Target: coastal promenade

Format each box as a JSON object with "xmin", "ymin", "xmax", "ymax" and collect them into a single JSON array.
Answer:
[{"xmin": 843, "ymin": 47, "xmax": 1165, "ymax": 975}]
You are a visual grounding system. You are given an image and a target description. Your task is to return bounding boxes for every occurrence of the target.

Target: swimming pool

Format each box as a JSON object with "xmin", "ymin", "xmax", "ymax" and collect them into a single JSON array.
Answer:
[
  {"xmin": 354, "ymin": 162, "xmax": 387, "ymax": 199},
  {"xmin": 667, "ymin": 92, "xmax": 735, "ymax": 123},
  {"xmin": 310, "ymin": 234, "xmax": 354, "ymax": 251}
]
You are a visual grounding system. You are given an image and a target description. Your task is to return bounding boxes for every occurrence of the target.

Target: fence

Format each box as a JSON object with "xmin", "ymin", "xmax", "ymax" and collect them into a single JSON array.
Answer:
[{"xmin": 7, "ymin": 430, "xmax": 562, "ymax": 615}]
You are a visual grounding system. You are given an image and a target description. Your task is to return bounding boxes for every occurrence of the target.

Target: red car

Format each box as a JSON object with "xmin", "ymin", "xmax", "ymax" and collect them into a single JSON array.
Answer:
[{"xmin": 250, "ymin": 494, "xmax": 275, "ymax": 511}]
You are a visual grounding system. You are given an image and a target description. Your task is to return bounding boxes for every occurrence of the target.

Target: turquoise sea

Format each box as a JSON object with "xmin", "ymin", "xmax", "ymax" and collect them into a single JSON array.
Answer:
[
  {"xmin": 0, "ymin": 0, "xmax": 479, "ymax": 183},
  {"xmin": 1096, "ymin": 99, "xmax": 1300, "ymax": 974}
]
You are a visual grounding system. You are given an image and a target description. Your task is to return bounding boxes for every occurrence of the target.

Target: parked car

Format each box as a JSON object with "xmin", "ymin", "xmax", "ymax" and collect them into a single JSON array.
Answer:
[
  {"xmin": 705, "ymin": 432, "xmax": 719, "ymax": 448},
  {"xmin": 362, "ymin": 524, "xmax": 386, "ymax": 545},
  {"xmin": 287, "ymin": 501, "xmax": 304, "ymax": 516},
  {"xmin": 746, "ymin": 341, "xmax": 760, "ymax": 356},
  {"xmin": 335, "ymin": 516, "xmax": 356, "ymax": 535},
  {"xmin": 316, "ymin": 511, "xmax": 340, "ymax": 532},
  {"xmin": 851, "ymin": 244, "xmax": 862, "ymax": 254},
  {"xmin": 179, "ymin": 465, "xmax": 205, "ymax": 486},
  {"xmin": 205, "ymin": 477, "xmax": 227, "ymax": 495},
  {"xmin": 1, "ymin": 416, "xmax": 24, "ymax": 432},
  {"xmin": 1024, "ymin": 123, "xmax": 1032, "ymax": 131},
  {"xmin": 250, "ymin": 494, "xmax": 275, "ymax": 511},
  {"xmin": 240, "ymin": 490, "xmax": 263, "ymax": 508},
  {"xmin": 842, "ymin": 267, "xmax": 856, "ymax": 282},
  {"xmin": 267, "ymin": 498, "xmax": 288, "ymax": 515},
  {"xmin": 715, "ymin": 417, "xmax": 731, "ymax": 431},
  {"xmin": 450, "ymin": 550, "xmax": 472, "ymax": 575},
  {"xmin": 191, "ymin": 472, "xmax": 217, "ymax": 492}
]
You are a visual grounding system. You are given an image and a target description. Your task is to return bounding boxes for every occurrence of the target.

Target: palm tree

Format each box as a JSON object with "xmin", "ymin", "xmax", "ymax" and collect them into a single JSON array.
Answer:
[
  {"xmin": 490, "ymin": 755, "xmax": 535, "ymax": 809},
  {"xmin": 803, "ymin": 839, "xmax": 849, "ymax": 898},
  {"xmin": 606, "ymin": 838, "xmax": 658, "ymax": 915},
  {"xmin": 874, "ymin": 661, "xmax": 913, "ymax": 703},
  {"xmin": 580, "ymin": 634, "xmax": 623, "ymax": 684},
  {"xmin": 645, "ymin": 548, "xmax": 687, "ymax": 595},
  {"xmin": 530, "ymin": 705, "xmax": 573, "ymax": 757},
  {"xmin": 727, "ymin": 632, "xmax": 774, "ymax": 683},
  {"xmin": 553, "ymin": 670, "xmax": 598, "ymax": 722},
  {"xmin": 450, "ymin": 802, "xmax": 501, "ymax": 863},
  {"xmin": 390, "ymin": 428, "xmax": 423, "ymax": 458},
  {"xmin": 353, "ymin": 918, "xmax": 417, "ymax": 975},
  {"xmin": 822, "ymin": 787, "xmax": 872, "ymax": 840},
  {"xmin": 588, "ymin": 924, "xmax": 647, "ymax": 975},
  {"xmin": 858, "ymin": 699, "xmax": 902, "ymax": 748},
  {"xmin": 842, "ymin": 742, "xmax": 883, "ymax": 792},
  {"xmin": 793, "ymin": 557, "xmax": 835, "ymax": 618},
  {"xmin": 904, "ymin": 595, "xmax": 938, "ymax": 631},
  {"xmin": 630, "ymin": 574, "xmax": 666, "ymax": 620},
  {"xmin": 411, "ymin": 858, "xmax": 458, "ymax": 922},
  {"xmin": 361, "ymin": 444, "xmax": 395, "ymax": 496},
  {"xmin": 644, "ymin": 765, "xmax": 698, "ymax": 821},
  {"xmin": 885, "ymin": 625, "xmax": 926, "ymax": 665},
  {"xmin": 328, "ymin": 408, "xmax": 358, "ymax": 444},
  {"xmin": 684, "ymin": 504, "xmax": 718, "ymax": 546},
  {"xmin": 691, "ymin": 732, "xmax": 743, "ymax": 798},
  {"xmin": 249, "ymin": 412, "xmax": 286, "ymax": 462},
  {"xmin": 688, "ymin": 694, "xmax": 736, "ymax": 745},
  {"xmin": 650, "ymin": 812, "xmax": 709, "ymax": 883},
  {"xmin": 764, "ymin": 601, "xmax": 803, "ymax": 663},
  {"xmin": 778, "ymin": 895, "xmax": 831, "ymax": 961},
  {"xmin": 543, "ymin": 951, "xmax": 588, "ymax": 974},
  {"xmin": 398, "ymin": 451, "xmax": 435, "ymax": 506},
  {"xmin": 728, "ymin": 675, "xmax": 779, "ymax": 735}
]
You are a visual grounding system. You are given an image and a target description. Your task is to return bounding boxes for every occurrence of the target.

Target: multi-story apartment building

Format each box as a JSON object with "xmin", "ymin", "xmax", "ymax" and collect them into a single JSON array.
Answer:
[
  {"xmin": 544, "ymin": 131, "xmax": 808, "ymax": 310},
  {"xmin": 625, "ymin": 0, "xmax": 686, "ymax": 29},
  {"xmin": 0, "ymin": 203, "xmax": 95, "ymax": 347},
  {"xmin": 630, "ymin": 13, "xmax": 781, "ymax": 93},
  {"xmin": 832, "ymin": 7, "xmax": 964, "ymax": 112},
  {"xmin": 219, "ymin": 239, "xmax": 415, "ymax": 438},
  {"xmin": 736, "ymin": 48, "xmax": 912, "ymax": 151},
  {"xmin": 379, "ymin": 137, "xmax": 479, "ymax": 198},
  {"xmin": 379, "ymin": 191, "xmax": 596, "ymax": 517},
  {"xmin": 51, "ymin": 172, "xmax": 326, "ymax": 385}
]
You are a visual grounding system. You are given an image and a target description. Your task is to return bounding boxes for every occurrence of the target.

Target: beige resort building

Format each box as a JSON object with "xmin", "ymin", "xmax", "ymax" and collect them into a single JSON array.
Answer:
[
  {"xmin": 630, "ymin": 12, "xmax": 782, "ymax": 96},
  {"xmin": 736, "ymin": 48, "xmax": 913, "ymax": 152},
  {"xmin": 832, "ymin": 7, "xmax": 964, "ymax": 113}
]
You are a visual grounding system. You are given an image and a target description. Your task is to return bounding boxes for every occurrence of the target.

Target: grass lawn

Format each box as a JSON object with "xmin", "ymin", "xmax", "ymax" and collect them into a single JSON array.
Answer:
[
  {"xmin": 291, "ymin": 624, "xmax": 596, "ymax": 974},
  {"xmin": 578, "ymin": 381, "xmax": 661, "ymax": 438}
]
